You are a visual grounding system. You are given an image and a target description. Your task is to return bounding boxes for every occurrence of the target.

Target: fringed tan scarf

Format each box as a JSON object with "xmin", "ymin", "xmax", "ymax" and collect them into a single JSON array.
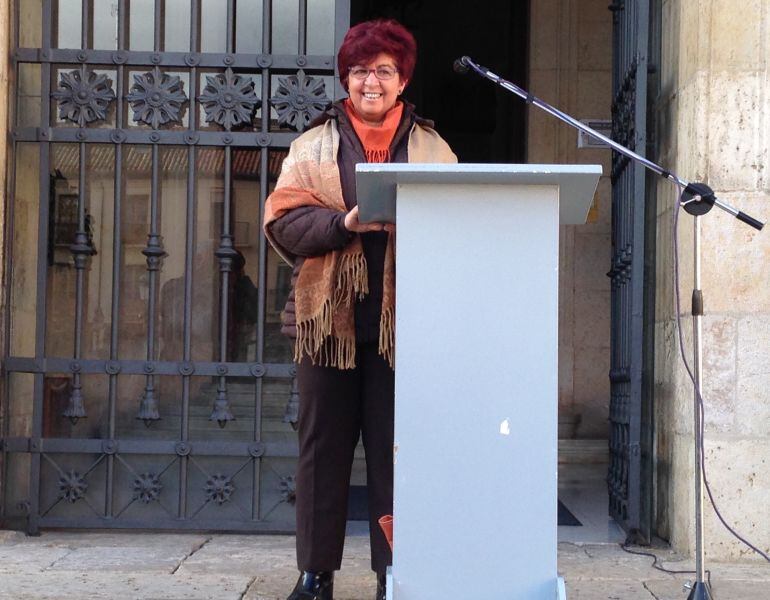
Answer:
[{"xmin": 264, "ymin": 115, "xmax": 457, "ymax": 369}]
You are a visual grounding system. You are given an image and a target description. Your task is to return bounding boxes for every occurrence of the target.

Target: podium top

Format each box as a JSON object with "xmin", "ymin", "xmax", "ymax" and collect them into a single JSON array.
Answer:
[{"xmin": 355, "ymin": 163, "xmax": 602, "ymax": 225}]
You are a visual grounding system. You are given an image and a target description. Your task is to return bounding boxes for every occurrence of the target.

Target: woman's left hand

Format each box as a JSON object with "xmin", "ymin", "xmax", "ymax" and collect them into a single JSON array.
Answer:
[{"xmin": 344, "ymin": 206, "xmax": 394, "ymax": 233}]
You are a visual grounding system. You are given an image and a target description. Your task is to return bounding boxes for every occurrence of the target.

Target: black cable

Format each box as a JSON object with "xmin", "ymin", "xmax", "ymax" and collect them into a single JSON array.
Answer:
[
  {"xmin": 672, "ymin": 185, "xmax": 770, "ymax": 563},
  {"xmin": 620, "ymin": 542, "xmax": 712, "ymax": 588}
]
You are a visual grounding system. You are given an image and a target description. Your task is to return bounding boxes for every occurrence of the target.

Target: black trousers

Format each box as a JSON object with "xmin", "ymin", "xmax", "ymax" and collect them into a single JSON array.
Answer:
[{"xmin": 295, "ymin": 342, "xmax": 394, "ymax": 575}]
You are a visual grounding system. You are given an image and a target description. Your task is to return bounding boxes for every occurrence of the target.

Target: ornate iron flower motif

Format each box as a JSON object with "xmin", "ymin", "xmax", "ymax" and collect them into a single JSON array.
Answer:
[
  {"xmin": 279, "ymin": 475, "xmax": 296, "ymax": 505},
  {"xmin": 270, "ymin": 70, "xmax": 329, "ymax": 132},
  {"xmin": 132, "ymin": 472, "xmax": 162, "ymax": 504},
  {"xmin": 127, "ymin": 67, "xmax": 188, "ymax": 129},
  {"xmin": 204, "ymin": 474, "xmax": 235, "ymax": 505},
  {"xmin": 198, "ymin": 69, "xmax": 260, "ymax": 130},
  {"xmin": 58, "ymin": 470, "xmax": 88, "ymax": 503},
  {"xmin": 53, "ymin": 65, "xmax": 116, "ymax": 127}
]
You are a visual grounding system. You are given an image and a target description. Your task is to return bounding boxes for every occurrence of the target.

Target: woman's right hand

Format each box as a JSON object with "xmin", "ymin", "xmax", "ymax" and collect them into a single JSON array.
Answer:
[{"xmin": 344, "ymin": 205, "xmax": 388, "ymax": 233}]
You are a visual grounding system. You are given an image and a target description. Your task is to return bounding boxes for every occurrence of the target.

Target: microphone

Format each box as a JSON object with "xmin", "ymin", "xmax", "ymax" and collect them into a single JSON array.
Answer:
[{"xmin": 453, "ymin": 56, "xmax": 470, "ymax": 74}]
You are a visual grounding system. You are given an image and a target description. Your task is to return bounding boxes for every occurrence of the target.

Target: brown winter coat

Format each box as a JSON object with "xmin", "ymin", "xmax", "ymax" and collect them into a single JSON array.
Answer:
[{"xmin": 267, "ymin": 100, "xmax": 449, "ymax": 343}]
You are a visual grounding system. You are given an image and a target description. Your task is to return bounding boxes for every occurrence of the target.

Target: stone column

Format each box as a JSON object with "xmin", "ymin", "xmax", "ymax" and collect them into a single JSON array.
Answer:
[
  {"xmin": 2, "ymin": 0, "xmax": 41, "ymax": 512},
  {"xmin": 529, "ymin": 0, "xmax": 613, "ymax": 440},
  {"xmin": 655, "ymin": 0, "xmax": 770, "ymax": 561}
]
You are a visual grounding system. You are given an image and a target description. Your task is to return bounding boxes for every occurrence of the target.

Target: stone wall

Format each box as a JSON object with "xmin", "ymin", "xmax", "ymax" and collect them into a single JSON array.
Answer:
[
  {"xmin": 0, "ymin": 0, "xmax": 19, "ymax": 509},
  {"xmin": 3, "ymin": 0, "xmax": 37, "ymax": 443},
  {"xmin": 654, "ymin": 0, "xmax": 770, "ymax": 560},
  {"xmin": 0, "ymin": 0, "xmax": 9, "ymax": 337},
  {"xmin": 529, "ymin": 0, "xmax": 613, "ymax": 439}
]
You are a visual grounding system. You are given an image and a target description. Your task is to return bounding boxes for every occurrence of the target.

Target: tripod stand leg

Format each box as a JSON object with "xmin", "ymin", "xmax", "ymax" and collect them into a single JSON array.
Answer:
[
  {"xmin": 691, "ymin": 216, "xmax": 713, "ymax": 598},
  {"xmin": 687, "ymin": 581, "xmax": 713, "ymax": 600}
]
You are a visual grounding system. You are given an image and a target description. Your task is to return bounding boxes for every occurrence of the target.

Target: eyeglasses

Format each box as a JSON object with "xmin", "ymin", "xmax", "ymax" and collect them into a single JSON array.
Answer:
[{"xmin": 348, "ymin": 66, "xmax": 399, "ymax": 81}]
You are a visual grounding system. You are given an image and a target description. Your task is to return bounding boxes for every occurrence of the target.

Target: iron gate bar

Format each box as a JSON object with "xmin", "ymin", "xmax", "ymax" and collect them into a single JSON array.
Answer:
[
  {"xmin": 609, "ymin": 5, "xmax": 623, "ymax": 522},
  {"xmin": 61, "ymin": 140, "xmax": 89, "ymax": 422},
  {"xmin": 13, "ymin": 128, "xmax": 296, "ymax": 147},
  {"xmin": 136, "ymin": 1, "xmax": 167, "ymax": 426},
  {"xmin": 225, "ymin": 0, "xmax": 233, "ymax": 51},
  {"xmin": 138, "ymin": 144, "xmax": 164, "ymax": 422},
  {"xmin": 81, "ymin": 0, "xmax": 89, "ymax": 50},
  {"xmin": 36, "ymin": 515, "xmax": 297, "ymax": 532},
  {"xmin": 212, "ymin": 142, "xmax": 235, "ymax": 421},
  {"xmin": 28, "ymin": 0, "xmax": 55, "ymax": 535},
  {"xmin": 3, "ymin": 356, "xmax": 294, "ymax": 377},
  {"xmin": 179, "ymin": 0, "xmax": 200, "ymax": 521},
  {"xmin": 155, "ymin": 0, "xmax": 162, "ymax": 50},
  {"xmin": 280, "ymin": 0, "xmax": 307, "ymax": 432},
  {"xmin": 607, "ymin": 0, "xmax": 648, "ymax": 535},
  {"xmin": 14, "ymin": 49, "xmax": 336, "ymax": 70},
  {"xmin": 214, "ymin": 0, "xmax": 239, "ymax": 497},
  {"xmin": 135, "ymin": 7, "xmax": 163, "ymax": 424},
  {"xmin": 105, "ymin": 0, "xmax": 128, "ymax": 520},
  {"xmin": 299, "ymin": 0, "xmax": 308, "ymax": 55},
  {"xmin": 207, "ymin": 0, "xmax": 238, "ymax": 428},
  {"xmin": 253, "ymin": 0, "xmax": 274, "ymax": 521},
  {"xmin": 3, "ymin": 437, "xmax": 296, "ymax": 458}
]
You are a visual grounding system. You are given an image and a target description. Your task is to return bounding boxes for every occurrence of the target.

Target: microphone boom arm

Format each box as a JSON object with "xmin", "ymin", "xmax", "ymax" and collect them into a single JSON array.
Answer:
[{"xmin": 458, "ymin": 56, "xmax": 764, "ymax": 230}]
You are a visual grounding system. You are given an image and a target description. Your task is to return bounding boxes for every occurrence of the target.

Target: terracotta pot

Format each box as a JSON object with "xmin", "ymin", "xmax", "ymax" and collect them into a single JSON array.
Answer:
[{"xmin": 378, "ymin": 514, "xmax": 394, "ymax": 551}]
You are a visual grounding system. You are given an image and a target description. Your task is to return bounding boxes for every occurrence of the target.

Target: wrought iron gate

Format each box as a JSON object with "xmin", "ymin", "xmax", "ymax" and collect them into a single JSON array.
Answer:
[
  {"xmin": 1, "ymin": 0, "xmax": 349, "ymax": 533},
  {"xmin": 607, "ymin": 0, "xmax": 650, "ymax": 536}
]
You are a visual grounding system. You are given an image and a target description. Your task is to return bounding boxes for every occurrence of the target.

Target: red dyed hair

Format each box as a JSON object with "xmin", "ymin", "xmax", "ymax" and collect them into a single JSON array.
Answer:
[{"xmin": 337, "ymin": 19, "xmax": 417, "ymax": 92}]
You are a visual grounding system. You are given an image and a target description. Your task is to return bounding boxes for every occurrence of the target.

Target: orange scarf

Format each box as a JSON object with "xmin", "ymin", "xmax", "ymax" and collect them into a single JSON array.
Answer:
[{"xmin": 344, "ymin": 99, "xmax": 404, "ymax": 163}]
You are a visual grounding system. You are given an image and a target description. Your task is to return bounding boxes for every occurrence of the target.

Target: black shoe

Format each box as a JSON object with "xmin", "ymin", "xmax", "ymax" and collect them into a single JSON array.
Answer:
[
  {"xmin": 287, "ymin": 571, "xmax": 334, "ymax": 600},
  {"xmin": 375, "ymin": 573, "xmax": 386, "ymax": 600}
]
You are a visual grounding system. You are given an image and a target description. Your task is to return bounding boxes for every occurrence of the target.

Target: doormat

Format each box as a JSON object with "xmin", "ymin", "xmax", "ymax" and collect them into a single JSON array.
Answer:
[{"xmin": 349, "ymin": 486, "xmax": 582, "ymax": 527}]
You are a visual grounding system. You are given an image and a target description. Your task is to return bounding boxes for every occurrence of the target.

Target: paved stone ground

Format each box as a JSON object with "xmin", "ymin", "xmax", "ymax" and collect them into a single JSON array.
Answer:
[{"xmin": 0, "ymin": 530, "xmax": 768, "ymax": 599}]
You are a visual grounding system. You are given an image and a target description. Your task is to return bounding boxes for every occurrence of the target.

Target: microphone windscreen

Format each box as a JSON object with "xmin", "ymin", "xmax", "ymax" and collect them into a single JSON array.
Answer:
[{"xmin": 453, "ymin": 57, "xmax": 469, "ymax": 74}]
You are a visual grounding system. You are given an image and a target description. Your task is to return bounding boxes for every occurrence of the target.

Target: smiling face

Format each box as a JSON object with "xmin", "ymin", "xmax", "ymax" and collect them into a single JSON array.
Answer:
[{"xmin": 347, "ymin": 52, "xmax": 406, "ymax": 126}]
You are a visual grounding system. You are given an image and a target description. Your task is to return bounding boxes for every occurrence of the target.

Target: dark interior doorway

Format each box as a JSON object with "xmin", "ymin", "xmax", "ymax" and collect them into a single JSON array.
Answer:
[
  {"xmin": 344, "ymin": 0, "xmax": 529, "ymax": 524},
  {"xmin": 350, "ymin": 0, "xmax": 529, "ymax": 163}
]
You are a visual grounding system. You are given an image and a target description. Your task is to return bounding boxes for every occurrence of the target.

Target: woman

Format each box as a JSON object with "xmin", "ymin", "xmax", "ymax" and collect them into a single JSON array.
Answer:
[{"xmin": 264, "ymin": 18, "xmax": 456, "ymax": 600}]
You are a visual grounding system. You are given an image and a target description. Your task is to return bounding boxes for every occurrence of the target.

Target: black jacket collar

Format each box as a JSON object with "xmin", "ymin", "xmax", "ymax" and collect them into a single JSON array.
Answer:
[{"xmin": 308, "ymin": 99, "xmax": 434, "ymax": 131}]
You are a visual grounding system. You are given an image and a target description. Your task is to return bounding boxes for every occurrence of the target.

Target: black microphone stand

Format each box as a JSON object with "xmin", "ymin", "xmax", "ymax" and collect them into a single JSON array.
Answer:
[{"xmin": 454, "ymin": 55, "xmax": 766, "ymax": 600}]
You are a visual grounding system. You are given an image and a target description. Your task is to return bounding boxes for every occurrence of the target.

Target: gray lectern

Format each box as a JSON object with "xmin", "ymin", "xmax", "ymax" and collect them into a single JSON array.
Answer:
[{"xmin": 355, "ymin": 164, "xmax": 601, "ymax": 600}]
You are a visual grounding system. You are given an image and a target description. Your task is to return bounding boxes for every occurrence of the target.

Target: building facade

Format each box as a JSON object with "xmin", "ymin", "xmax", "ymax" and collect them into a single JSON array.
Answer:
[{"xmin": 0, "ymin": 0, "xmax": 768, "ymax": 563}]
